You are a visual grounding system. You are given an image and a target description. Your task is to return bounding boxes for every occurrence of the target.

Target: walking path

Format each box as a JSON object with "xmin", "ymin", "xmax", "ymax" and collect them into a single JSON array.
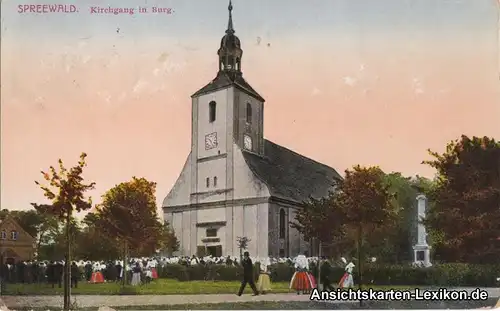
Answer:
[
  {"xmin": 2, "ymin": 293, "xmax": 311, "ymax": 308},
  {"xmin": 2, "ymin": 287, "xmax": 499, "ymax": 309}
]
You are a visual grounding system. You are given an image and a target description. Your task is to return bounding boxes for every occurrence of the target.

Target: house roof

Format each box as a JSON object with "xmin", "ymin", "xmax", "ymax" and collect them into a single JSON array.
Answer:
[
  {"xmin": 242, "ymin": 140, "xmax": 342, "ymax": 204},
  {"xmin": 191, "ymin": 71, "xmax": 265, "ymax": 102},
  {"xmin": 0, "ymin": 214, "xmax": 35, "ymax": 241}
]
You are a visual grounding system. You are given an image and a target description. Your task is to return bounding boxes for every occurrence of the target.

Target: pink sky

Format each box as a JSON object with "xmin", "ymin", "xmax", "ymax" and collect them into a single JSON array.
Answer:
[{"xmin": 2, "ymin": 29, "xmax": 499, "ymax": 213}]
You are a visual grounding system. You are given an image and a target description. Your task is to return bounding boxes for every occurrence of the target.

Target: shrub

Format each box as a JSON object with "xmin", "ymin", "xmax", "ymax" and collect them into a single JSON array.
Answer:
[{"xmin": 156, "ymin": 262, "xmax": 500, "ymax": 287}]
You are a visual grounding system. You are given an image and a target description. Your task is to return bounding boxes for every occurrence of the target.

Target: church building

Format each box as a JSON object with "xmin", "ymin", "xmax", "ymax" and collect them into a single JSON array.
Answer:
[{"xmin": 163, "ymin": 1, "xmax": 342, "ymax": 258}]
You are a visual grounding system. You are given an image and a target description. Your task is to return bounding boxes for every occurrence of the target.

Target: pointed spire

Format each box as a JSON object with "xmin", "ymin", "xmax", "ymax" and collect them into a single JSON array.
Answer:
[{"xmin": 226, "ymin": 0, "xmax": 234, "ymax": 34}]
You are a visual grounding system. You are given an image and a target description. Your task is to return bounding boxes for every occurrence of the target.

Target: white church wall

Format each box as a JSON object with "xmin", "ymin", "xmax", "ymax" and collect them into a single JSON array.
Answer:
[
  {"xmin": 196, "ymin": 159, "xmax": 227, "ymax": 204},
  {"xmin": 256, "ymin": 203, "xmax": 269, "ymax": 258},
  {"xmin": 171, "ymin": 212, "xmax": 183, "ymax": 255},
  {"xmin": 227, "ymin": 204, "xmax": 269, "ymax": 258},
  {"xmin": 162, "ymin": 155, "xmax": 192, "ymax": 207},
  {"xmin": 232, "ymin": 205, "xmax": 244, "ymax": 256},
  {"xmin": 196, "ymin": 90, "xmax": 230, "ymax": 160},
  {"xmin": 196, "ymin": 226, "xmax": 226, "ymax": 251},
  {"xmin": 232, "ymin": 145, "xmax": 270, "ymax": 200},
  {"xmin": 197, "ymin": 208, "xmax": 226, "ymax": 223},
  {"xmin": 268, "ymin": 204, "xmax": 280, "ymax": 257},
  {"xmin": 243, "ymin": 205, "xmax": 258, "ymax": 256},
  {"xmin": 181, "ymin": 211, "xmax": 192, "ymax": 256}
]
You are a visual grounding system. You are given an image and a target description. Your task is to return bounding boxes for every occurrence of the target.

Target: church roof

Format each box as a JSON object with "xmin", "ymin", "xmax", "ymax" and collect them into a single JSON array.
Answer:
[
  {"xmin": 191, "ymin": 71, "xmax": 265, "ymax": 102},
  {"xmin": 242, "ymin": 140, "xmax": 342, "ymax": 204}
]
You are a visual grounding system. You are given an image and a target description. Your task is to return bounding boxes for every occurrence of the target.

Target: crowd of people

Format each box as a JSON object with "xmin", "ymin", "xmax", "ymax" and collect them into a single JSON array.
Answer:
[{"xmin": 0, "ymin": 254, "xmax": 352, "ymax": 294}]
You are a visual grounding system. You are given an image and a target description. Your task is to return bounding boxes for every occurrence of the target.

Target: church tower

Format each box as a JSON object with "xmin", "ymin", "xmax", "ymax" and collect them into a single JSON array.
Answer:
[{"xmin": 189, "ymin": 0, "xmax": 265, "ymax": 199}]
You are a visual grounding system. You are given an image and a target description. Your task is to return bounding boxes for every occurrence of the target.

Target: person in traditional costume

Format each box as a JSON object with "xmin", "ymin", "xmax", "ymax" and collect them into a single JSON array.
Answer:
[
  {"xmin": 290, "ymin": 254, "xmax": 314, "ymax": 294},
  {"xmin": 144, "ymin": 260, "xmax": 153, "ymax": 284},
  {"xmin": 256, "ymin": 258, "xmax": 272, "ymax": 294},
  {"xmin": 319, "ymin": 258, "xmax": 334, "ymax": 291},
  {"xmin": 131, "ymin": 262, "xmax": 142, "ymax": 286},
  {"xmin": 90, "ymin": 262, "xmax": 105, "ymax": 283},
  {"xmin": 338, "ymin": 261, "xmax": 355, "ymax": 288},
  {"xmin": 150, "ymin": 259, "xmax": 158, "ymax": 279}
]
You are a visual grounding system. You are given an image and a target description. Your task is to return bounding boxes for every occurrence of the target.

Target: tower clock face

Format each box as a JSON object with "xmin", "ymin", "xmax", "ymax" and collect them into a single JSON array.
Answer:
[
  {"xmin": 243, "ymin": 135, "xmax": 252, "ymax": 150},
  {"xmin": 205, "ymin": 132, "xmax": 218, "ymax": 150}
]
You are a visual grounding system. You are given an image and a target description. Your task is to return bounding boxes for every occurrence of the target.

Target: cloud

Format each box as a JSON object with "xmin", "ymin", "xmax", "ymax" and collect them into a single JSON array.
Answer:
[
  {"xmin": 412, "ymin": 77, "xmax": 424, "ymax": 94},
  {"xmin": 133, "ymin": 79, "xmax": 148, "ymax": 94},
  {"xmin": 343, "ymin": 76, "xmax": 357, "ymax": 87}
]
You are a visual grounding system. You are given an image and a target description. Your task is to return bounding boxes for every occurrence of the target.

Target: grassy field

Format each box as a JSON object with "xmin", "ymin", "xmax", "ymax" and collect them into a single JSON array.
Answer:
[
  {"xmin": 4, "ymin": 279, "xmax": 415, "ymax": 295},
  {"xmin": 3, "ymin": 279, "xmax": 292, "ymax": 295}
]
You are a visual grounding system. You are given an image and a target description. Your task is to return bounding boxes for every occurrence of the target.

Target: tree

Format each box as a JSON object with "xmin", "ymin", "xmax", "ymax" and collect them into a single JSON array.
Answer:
[
  {"xmin": 236, "ymin": 236, "xmax": 251, "ymax": 260},
  {"xmin": 158, "ymin": 221, "xmax": 179, "ymax": 256},
  {"xmin": 31, "ymin": 152, "xmax": 95, "ymax": 310},
  {"xmin": 423, "ymin": 135, "xmax": 500, "ymax": 263},
  {"xmin": 291, "ymin": 193, "xmax": 351, "ymax": 257},
  {"xmin": 75, "ymin": 212, "xmax": 120, "ymax": 261},
  {"xmin": 338, "ymin": 166, "xmax": 396, "ymax": 291},
  {"xmin": 293, "ymin": 165, "xmax": 395, "ymax": 294},
  {"xmin": 96, "ymin": 177, "xmax": 164, "ymax": 286}
]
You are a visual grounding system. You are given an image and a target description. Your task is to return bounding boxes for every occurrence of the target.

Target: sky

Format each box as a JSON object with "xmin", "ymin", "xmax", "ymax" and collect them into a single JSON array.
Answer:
[{"xmin": 1, "ymin": 0, "xmax": 499, "ymax": 214}]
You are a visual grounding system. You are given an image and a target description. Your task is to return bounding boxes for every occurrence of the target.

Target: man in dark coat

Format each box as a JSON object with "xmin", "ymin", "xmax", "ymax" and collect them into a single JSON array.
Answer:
[
  {"xmin": 320, "ymin": 259, "xmax": 334, "ymax": 291},
  {"xmin": 47, "ymin": 261, "xmax": 55, "ymax": 288},
  {"xmin": 237, "ymin": 251, "xmax": 258, "ymax": 296},
  {"xmin": 71, "ymin": 262, "xmax": 80, "ymax": 288},
  {"xmin": 54, "ymin": 261, "xmax": 63, "ymax": 288}
]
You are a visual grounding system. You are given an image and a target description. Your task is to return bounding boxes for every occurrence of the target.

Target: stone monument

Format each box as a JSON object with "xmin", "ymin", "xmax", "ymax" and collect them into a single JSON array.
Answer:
[{"xmin": 412, "ymin": 194, "xmax": 432, "ymax": 267}]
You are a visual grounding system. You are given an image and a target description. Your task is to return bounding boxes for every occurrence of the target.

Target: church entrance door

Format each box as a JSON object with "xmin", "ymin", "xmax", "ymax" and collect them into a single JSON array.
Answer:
[{"xmin": 206, "ymin": 245, "xmax": 222, "ymax": 257}]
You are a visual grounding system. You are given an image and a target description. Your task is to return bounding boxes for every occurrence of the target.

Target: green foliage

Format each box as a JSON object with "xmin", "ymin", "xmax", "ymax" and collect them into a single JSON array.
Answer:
[
  {"xmin": 31, "ymin": 152, "xmax": 95, "ymax": 219},
  {"xmin": 423, "ymin": 135, "xmax": 500, "ymax": 263},
  {"xmin": 74, "ymin": 212, "xmax": 121, "ymax": 261},
  {"xmin": 96, "ymin": 177, "xmax": 168, "ymax": 257}
]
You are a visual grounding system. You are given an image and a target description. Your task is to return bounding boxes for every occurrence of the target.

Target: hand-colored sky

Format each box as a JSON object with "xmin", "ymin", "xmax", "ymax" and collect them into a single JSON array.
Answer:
[{"xmin": 1, "ymin": 0, "xmax": 499, "ymax": 213}]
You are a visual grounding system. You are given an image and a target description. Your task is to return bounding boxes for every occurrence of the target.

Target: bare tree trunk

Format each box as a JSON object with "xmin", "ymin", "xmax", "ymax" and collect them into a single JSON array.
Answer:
[
  {"xmin": 122, "ymin": 241, "xmax": 128, "ymax": 287},
  {"xmin": 64, "ymin": 211, "xmax": 72, "ymax": 310}
]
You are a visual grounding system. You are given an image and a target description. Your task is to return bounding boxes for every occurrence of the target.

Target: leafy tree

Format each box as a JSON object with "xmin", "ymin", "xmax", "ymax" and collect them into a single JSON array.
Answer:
[
  {"xmin": 423, "ymin": 135, "xmax": 500, "ymax": 263},
  {"xmin": 338, "ymin": 166, "xmax": 396, "ymax": 289},
  {"xmin": 292, "ymin": 165, "xmax": 395, "ymax": 291},
  {"xmin": 291, "ymin": 193, "xmax": 351, "ymax": 257},
  {"xmin": 31, "ymin": 153, "xmax": 95, "ymax": 310},
  {"xmin": 75, "ymin": 212, "xmax": 120, "ymax": 261},
  {"xmin": 96, "ymin": 177, "xmax": 164, "ymax": 286},
  {"xmin": 158, "ymin": 221, "xmax": 179, "ymax": 256}
]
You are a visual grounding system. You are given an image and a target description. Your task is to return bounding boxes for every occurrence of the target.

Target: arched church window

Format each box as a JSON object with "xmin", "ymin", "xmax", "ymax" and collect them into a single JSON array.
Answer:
[
  {"xmin": 206, "ymin": 177, "xmax": 210, "ymax": 188},
  {"xmin": 279, "ymin": 209, "xmax": 286, "ymax": 239},
  {"xmin": 214, "ymin": 176, "xmax": 217, "ymax": 187},
  {"xmin": 246, "ymin": 103, "xmax": 252, "ymax": 124},
  {"xmin": 209, "ymin": 101, "xmax": 216, "ymax": 123}
]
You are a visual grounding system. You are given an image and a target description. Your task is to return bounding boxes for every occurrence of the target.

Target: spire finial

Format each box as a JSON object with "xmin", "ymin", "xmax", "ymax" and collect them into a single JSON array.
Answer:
[{"xmin": 226, "ymin": 0, "xmax": 234, "ymax": 34}]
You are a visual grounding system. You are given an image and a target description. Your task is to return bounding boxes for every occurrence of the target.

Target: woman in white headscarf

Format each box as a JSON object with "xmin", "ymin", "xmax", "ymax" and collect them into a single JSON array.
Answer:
[
  {"xmin": 256, "ymin": 258, "xmax": 272, "ymax": 294},
  {"xmin": 289, "ymin": 255, "xmax": 314, "ymax": 294}
]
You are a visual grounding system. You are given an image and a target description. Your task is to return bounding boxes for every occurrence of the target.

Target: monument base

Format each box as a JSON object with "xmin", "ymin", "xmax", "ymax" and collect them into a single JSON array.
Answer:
[{"xmin": 412, "ymin": 244, "xmax": 432, "ymax": 267}]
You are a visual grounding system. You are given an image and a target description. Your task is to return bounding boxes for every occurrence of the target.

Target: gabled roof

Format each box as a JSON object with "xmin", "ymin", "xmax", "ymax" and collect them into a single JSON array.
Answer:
[
  {"xmin": 191, "ymin": 71, "xmax": 265, "ymax": 102},
  {"xmin": 242, "ymin": 140, "xmax": 342, "ymax": 204},
  {"xmin": 0, "ymin": 214, "xmax": 35, "ymax": 241}
]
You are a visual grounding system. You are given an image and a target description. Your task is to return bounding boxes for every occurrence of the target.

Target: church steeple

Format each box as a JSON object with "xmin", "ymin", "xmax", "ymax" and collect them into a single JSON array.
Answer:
[
  {"xmin": 226, "ymin": 0, "xmax": 234, "ymax": 34},
  {"xmin": 218, "ymin": 0, "xmax": 242, "ymax": 73}
]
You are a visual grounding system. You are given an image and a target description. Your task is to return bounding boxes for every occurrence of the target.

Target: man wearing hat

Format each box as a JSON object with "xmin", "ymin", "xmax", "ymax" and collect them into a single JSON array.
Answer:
[{"xmin": 237, "ymin": 251, "xmax": 259, "ymax": 296}]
